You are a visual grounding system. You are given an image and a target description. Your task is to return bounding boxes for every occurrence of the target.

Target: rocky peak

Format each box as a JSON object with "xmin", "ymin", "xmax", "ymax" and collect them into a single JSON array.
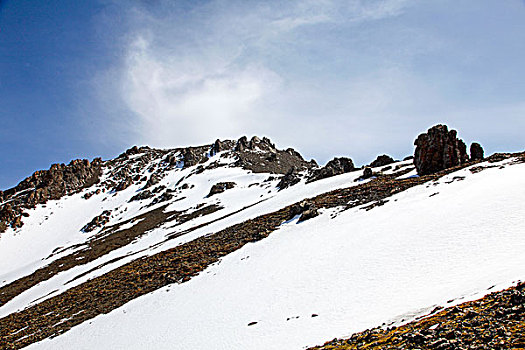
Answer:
[
  {"xmin": 234, "ymin": 136, "xmax": 276, "ymax": 152},
  {"xmin": 231, "ymin": 136, "xmax": 312, "ymax": 174},
  {"xmin": 210, "ymin": 139, "xmax": 235, "ymax": 156},
  {"xmin": 414, "ymin": 124, "xmax": 468, "ymax": 175},
  {"xmin": 470, "ymin": 142, "xmax": 484, "ymax": 161},
  {"xmin": 0, "ymin": 158, "xmax": 103, "ymax": 232}
]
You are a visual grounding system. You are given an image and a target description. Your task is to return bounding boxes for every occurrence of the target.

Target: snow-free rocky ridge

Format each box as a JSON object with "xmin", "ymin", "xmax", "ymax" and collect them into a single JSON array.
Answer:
[{"xmin": 0, "ymin": 126, "xmax": 524, "ymax": 349}]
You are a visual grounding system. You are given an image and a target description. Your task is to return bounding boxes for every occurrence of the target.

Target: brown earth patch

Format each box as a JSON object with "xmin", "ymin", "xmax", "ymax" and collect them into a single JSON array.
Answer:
[{"xmin": 309, "ymin": 283, "xmax": 525, "ymax": 350}]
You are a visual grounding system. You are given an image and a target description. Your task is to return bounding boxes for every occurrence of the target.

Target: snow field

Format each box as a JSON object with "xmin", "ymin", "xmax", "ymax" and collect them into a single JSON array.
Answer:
[{"xmin": 27, "ymin": 160, "xmax": 525, "ymax": 350}]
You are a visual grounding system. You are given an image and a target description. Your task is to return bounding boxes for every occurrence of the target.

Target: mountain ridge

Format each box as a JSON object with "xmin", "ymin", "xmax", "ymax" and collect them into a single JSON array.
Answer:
[{"xmin": 1, "ymin": 126, "xmax": 524, "ymax": 349}]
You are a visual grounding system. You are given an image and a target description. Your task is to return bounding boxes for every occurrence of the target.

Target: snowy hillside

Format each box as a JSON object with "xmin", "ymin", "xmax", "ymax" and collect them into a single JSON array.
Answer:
[{"xmin": 0, "ymin": 135, "xmax": 524, "ymax": 349}]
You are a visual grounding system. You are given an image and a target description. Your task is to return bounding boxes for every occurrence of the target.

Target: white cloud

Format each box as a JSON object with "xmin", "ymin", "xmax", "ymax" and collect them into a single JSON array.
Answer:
[
  {"xmin": 123, "ymin": 36, "xmax": 281, "ymax": 146},
  {"xmin": 113, "ymin": 0, "xmax": 413, "ymax": 149}
]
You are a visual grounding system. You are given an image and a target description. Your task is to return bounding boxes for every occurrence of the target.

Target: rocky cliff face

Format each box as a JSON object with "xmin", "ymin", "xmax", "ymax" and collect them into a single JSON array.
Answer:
[
  {"xmin": 414, "ymin": 125, "xmax": 469, "ymax": 176},
  {"xmin": 0, "ymin": 159, "xmax": 103, "ymax": 232}
]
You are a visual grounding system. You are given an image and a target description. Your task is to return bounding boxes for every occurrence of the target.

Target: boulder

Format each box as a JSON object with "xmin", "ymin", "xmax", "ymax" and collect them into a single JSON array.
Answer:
[
  {"xmin": 470, "ymin": 142, "xmax": 484, "ymax": 161},
  {"xmin": 207, "ymin": 182, "xmax": 236, "ymax": 197},
  {"xmin": 144, "ymin": 174, "xmax": 160, "ymax": 188},
  {"xmin": 414, "ymin": 125, "xmax": 468, "ymax": 175},
  {"xmin": 307, "ymin": 157, "xmax": 356, "ymax": 183},
  {"xmin": 370, "ymin": 155, "xmax": 395, "ymax": 168},
  {"xmin": 362, "ymin": 167, "xmax": 373, "ymax": 179},
  {"xmin": 115, "ymin": 176, "xmax": 133, "ymax": 191},
  {"xmin": 288, "ymin": 201, "xmax": 319, "ymax": 222}
]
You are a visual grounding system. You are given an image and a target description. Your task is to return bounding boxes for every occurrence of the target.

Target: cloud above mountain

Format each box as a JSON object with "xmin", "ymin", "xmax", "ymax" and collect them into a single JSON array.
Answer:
[{"xmin": 96, "ymin": 0, "xmax": 525, "ymax": 165}]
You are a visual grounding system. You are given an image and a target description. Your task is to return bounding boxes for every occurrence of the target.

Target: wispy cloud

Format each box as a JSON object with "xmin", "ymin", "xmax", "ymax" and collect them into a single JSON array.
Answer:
[{"xmin": 109, "ymin": 0, "xmax": 413, "ymax": 150}]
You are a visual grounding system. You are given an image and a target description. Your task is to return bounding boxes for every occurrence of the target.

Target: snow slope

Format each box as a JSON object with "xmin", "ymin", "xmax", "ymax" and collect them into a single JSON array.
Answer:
[
  {"xmin": 26, "ymin": 158, "xmax": 525, "ymax": 350},
  {"xmin": 1, "ymin": 152, "xmax": 396, "ymax": 318}
]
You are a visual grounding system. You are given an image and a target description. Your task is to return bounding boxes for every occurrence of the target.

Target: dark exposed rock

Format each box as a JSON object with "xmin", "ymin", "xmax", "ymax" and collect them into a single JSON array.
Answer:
[
  {"xmin": 403, "ymin": 155, "xmax": 414, "ymax": 161},
  {"xmin": 233, "ymin": 136, "xmax": 313, "ymax": 174},
  {"xmin": 81, "ymin": 210, "xmax": 111, "ymax": 233},
  {"xmin": 277, "ymin": 167, "xmax": 301, "ymax": 191},
  {"xmin": 144, "ymin": 175, "xmax": 160, "ymax": 188},
  {"xmin": 207, "ymin": 182, "xmax": 236, "ymax": 197},
  {"xmin": 235, "ymin": 136, "xmax": 250, "ymax": 152},
  {"xmin": 115, "ymin": 176, "xmax": 133, "ymax": 192},
  {"xmin": 369, "ymin": 155, "xmax": 395, "ymax": 168},
  {"xmin": 298, "ymin": 207, "xmax": 319, "ymax": 222},
  {"xmin": 470, "ymin": 142, "xmax": 484, "ymax": 161},
  {"xmin": 83, "ymin": 189, "xmax": 102, "ymax": 200},
  {"xmin": 182, "ymin": 149, "xmax": 200, "ymax": 167},
  {"xmin": 165, "ymin": 154, "xmax": 178, "ymax": 166},
  {"xmin": 0, "ymin": 158, "xmax": 103, "ymax": 233},
  {"xmin": 117, "ymin": 145, "xmax": 150, "ymax": 160},
  {"xmin": 288, "ymin": 201, "xmax": 319, "ymax": 222},
  {"xmin": 147, "ymin": 191, "xmax": 175, "ymax": 207},
  {"xmin": 414, "ymin": 124, "xmax": 468, "ymax": 176},
  {"xmin": 307, "ymin": 157, "xmax": 356, "ymax": 183},
  {"xmin": 210, "ymin": 139, "xmax": 234, "ymax": 156},
  {"xmin": 362, "ymin": 167, "xmax": 373, "ymax": 179},
  {"xmin": 129, "ymin": 190, "xmax": 153, "ymax": 202},
  {"xmin": 235, "ymin": 136, "xmax": 276, "ymax": 153},
  {"xmin": 151, "ymin": 185, "xmax": 166, "ymax": 194}
]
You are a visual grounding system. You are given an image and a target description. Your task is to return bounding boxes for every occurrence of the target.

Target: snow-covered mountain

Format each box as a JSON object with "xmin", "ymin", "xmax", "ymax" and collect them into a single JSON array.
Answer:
[{"xmin": 0, "ymin": 130, "xmax": 524, "ymax": 349}]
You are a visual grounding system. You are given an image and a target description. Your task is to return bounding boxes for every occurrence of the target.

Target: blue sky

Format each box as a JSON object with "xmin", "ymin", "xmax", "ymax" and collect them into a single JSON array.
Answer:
[{"xmin": 1, "ymin": 0, "xmax": 525, "ymax": 189}]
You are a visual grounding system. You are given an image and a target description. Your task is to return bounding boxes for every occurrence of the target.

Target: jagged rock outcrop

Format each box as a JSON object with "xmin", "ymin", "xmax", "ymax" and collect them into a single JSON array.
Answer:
[
  {"xmin": 207, "ymin": 182, "xmax": 236, "ymax": 197},
  {"xmin": 307, "ymin": 157, "xmax": 356, "ymax": 183},
  {"xmin": 470, "ymin": 142, "xmax": 484, "ymax": 161},
  {"xmin": 277, "ymin": 167, "xmax": 301, "ymax": 191},
  {"xmin": 210, "ymin": 139, "xmax": 235, "ymax": 156},
  {"xmin": 0, "ymin": 158, "xmax": 103, "ymax": 232},
  {"xmin": 233, "ymin": 136, "xmax": 313, "ymax": 174},
  {"xmin": 414, "ymin": 125, "xmax": 468, "ymax": 176},
  {"xmin": 369, "ymin": 155, "xmax": 395, "ymax": 168},
  {"xmin": 182, "ymin": 148, "xmax": 208, "ymax": 167}
]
